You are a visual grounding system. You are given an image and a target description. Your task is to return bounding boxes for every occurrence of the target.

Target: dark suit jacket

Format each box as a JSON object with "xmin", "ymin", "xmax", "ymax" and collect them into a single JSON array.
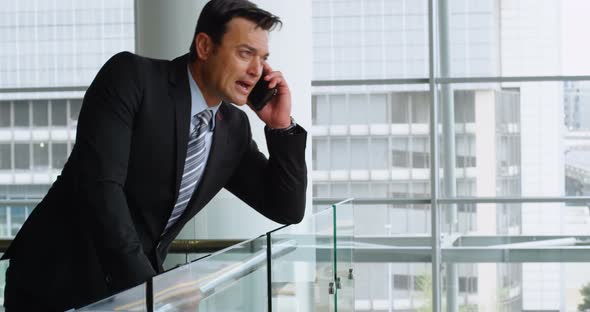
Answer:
[{"xmin": 2, "ymin": 52, "xmax": 307, "ymax": 310}]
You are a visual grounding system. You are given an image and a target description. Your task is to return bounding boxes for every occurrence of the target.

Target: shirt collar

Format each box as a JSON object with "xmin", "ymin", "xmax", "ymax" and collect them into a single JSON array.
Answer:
[{"xmin": 187, "ymin": 66, "xmax": 221, "ymax": 130}]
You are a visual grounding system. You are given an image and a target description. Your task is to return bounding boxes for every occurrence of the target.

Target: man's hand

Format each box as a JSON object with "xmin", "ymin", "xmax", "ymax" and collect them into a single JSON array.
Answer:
[{"xmin": 250, "ymin": 63, "xmax": 292, "ymax": 129}]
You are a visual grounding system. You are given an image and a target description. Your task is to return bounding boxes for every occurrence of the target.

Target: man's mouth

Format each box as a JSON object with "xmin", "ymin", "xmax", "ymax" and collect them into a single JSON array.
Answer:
[{"xmin": 236, "ymin": 80, "xmax": 253, "ymax": 94}]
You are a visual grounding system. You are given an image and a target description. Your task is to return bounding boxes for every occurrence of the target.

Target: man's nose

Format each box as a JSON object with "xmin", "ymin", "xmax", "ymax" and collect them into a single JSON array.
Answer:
[{"xmin": 247, "ymin": 58, "xmax": 263, "ymax": 77}]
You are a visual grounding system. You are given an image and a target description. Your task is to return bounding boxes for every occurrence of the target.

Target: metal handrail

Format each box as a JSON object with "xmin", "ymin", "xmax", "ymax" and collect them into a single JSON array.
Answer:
[
  {"xmin": 3, "ymin": 196, "xmax": 590, "ymax": 207},
  {"xmin": 0, "ymin": 239, "xmax": 243, "ymax": 254},
  {"xmin": 313, "ymin": 196, "xmax": 590, "ymax": 205}
]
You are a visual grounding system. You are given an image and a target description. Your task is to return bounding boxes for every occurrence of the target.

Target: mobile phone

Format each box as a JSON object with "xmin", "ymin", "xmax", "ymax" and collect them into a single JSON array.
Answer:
[{"xmin": 248, "ymin": 71, "xmax": 278, "ymax": 111}]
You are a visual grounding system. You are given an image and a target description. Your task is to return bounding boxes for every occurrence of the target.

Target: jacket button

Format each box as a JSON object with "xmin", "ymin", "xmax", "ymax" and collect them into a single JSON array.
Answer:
[{"xmin": 105, "ymin": 274, "xmax": 112, "ymax": 283}]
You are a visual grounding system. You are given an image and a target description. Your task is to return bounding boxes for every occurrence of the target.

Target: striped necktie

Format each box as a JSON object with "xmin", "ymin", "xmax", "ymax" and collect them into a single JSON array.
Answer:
[{"xmin": 163, "ymin": 109, "xmax": 213, "ymax": 233}]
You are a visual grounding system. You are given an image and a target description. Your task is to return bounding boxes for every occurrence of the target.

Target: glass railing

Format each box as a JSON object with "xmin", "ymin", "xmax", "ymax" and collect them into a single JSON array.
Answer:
[
  {"xmin": 78, "ymin": 199, "xmax": 354, "ymax": 311},
  {"xmin": 11, "ymin": 198, "xmax": 590, "ymax": 311}
]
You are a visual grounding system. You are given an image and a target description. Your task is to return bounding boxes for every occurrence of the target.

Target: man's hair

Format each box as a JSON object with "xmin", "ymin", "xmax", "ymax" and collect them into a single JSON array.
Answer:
[{"xmin": 188, "ymin": 0, "xmax": 282, "ymax": 62}]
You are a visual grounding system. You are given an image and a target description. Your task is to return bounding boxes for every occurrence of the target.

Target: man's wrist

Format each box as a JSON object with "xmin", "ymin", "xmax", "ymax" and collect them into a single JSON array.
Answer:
[
  {"xmin": 268, "ymin": 116, "xmax": 296, "ymax": 131},
  {"xmin": 266, "ymin": 116, "xmax": 297, "ymax": 134}
]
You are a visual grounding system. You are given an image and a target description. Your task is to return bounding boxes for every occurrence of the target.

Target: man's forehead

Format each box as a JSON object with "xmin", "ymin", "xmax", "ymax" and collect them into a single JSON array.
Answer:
[{"xmin": 224, "ymin": 18, "xmax": 269, "ymax": 52}]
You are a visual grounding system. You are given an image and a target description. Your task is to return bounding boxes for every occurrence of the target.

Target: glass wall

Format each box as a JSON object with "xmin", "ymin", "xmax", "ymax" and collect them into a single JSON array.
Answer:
[{"xmin": 312, "ymin": 0, "xmax": 590, "ymax": 311}]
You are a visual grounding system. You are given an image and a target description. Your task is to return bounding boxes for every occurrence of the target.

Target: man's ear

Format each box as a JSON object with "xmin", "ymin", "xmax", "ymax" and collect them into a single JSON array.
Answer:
[{"xmin": 195, "ymin": 32, "xmax": 213, "ymax": 61}]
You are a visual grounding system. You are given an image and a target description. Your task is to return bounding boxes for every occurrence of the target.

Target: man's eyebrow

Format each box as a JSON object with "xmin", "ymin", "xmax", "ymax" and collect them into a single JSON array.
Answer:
[{"xmin": 238, "ymin": 44, "xmax": 270, "ymax": 58}]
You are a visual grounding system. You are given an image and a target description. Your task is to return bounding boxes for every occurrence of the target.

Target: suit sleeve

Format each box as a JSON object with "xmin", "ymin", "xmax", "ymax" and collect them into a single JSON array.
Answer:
[
  {"xmin": 75, "ymin": 52, "xmax": 156, "ymax": 293},
  {"xmin": 225, "ymin": 116, "xmax": 307, "ymax": 224}
]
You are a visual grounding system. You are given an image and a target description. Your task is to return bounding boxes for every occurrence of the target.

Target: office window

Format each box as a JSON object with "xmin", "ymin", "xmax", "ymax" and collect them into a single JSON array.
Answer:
[
  {"xmin": 369, "ymin": 94, "xmax": 388, "ymax": 123},
  {"xmin": 10, "ymin": 207, "xmax": 26, "ymax": 237},
  {"xmin": 312, "ymin": 95, "xmax": 330, "ymax": 125},
  {"xmin": 312, "ymin": 138, "xmax": 330, "ymax": 170},
  {"xmin": 392, "ymin": 137, "xmax": 410, "ymax": 167},
  {"xmin": 393, "ymin": 274, "xmax": 411, "ymax": 290},
  {"xmin": 455, "ymin": 90, "xmax": 476, "ymax": 123},
  {"xmin": 371, "ymin": 138, "xmax": 389, "ymax": 170},
  {"xmin": 51, "ymin": 100, "xmax": 68, "ymax": 126},
  {"xmin": 330, "ymin": 138, "xmax": 349, "ymax": 169},
  {"xmin": 330, "ymin": 95, "xmax": 347, "ymax": 125},
  {"xmin": 349, "ymin": 94, "xmax": 368, "ymax": 124},
  {"xmin": 350, "ymin": 183, "xmax": 370, "ymax": 198},
  {"xmin": 32, "ymin": 100, "xmax": 49, "ymax": 127},
  {"xmin": 391, "ymin": 94, "xmax": 409, "ymax": 123},
  {"xmin": 0, "ymin": 207, "xmax": 7, "ymax": 238},
  {"xmin": 0, "ymin": 144, "xmax": 10, "ymax": 169},
  {"xmin": 459, "ymin": 276, "xmax": 478, "ymax": 293},
  {"xmin": 410, "ymin": 93, "xmax": 430, "ymax": 123},
  {"xmin": 14, "ymin": 144, "xmax": 30, "ymax": 170},
  {"xmin": 350, "ymin": 138, "xmax": 369, "ymax": 169},
  {"xmin": 33, "ymin": 142, "xmax": 49, "ymax": 170},
  {"xmin": 69, "ymin": 99, "xmax": 83, "ymax": 124},
  {"xmin": 52, "ymin": 143, "xmax": 68, "ymax": 169},
  {"xmin": 412, "ymin": 136, "xmax": 430, "ymax": 169},
  {"xmin": 0, "ymin": 101, "xmax": 10, "ymax": 127},
  {"xmin": 13, "ymin": 100, "xmax": 30, "ymax": 127}
]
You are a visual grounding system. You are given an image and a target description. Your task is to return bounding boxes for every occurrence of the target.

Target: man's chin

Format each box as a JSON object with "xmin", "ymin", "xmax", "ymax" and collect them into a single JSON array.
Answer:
[{"xmin": 225, "ymin": 95, "xmax": 248, "ymax": 106}]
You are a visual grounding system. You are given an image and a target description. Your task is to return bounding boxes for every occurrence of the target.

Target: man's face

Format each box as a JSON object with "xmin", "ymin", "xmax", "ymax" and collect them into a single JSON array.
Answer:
[{"xmin": 200, "ymin": 17, "xmax": 270, "ymax": 106}]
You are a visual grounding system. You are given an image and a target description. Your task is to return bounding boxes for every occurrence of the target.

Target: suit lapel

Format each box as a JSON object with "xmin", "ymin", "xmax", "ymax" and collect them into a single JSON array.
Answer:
[{"xmin": 168, "ymin": 55, "xmax": 191, "ymax": 199}]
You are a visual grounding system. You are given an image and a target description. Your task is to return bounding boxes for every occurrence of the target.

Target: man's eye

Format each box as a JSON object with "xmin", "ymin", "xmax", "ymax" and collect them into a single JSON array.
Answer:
[{"xmin": 240, "ymin": 50, "xmax": 252, "ymax": 58}]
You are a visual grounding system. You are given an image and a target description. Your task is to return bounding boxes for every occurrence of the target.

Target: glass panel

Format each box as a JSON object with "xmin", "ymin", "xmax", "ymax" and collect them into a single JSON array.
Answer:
[
  {"xmin": 51, "ymin": 143, "xmax": 68, "ymax": 169},
  {"xmin": 0, "ymin": 207, "xmax": 8, "ymax": 238},
  {"xmin": 13, "ymin": 100, "xmax": 29, "ymax": 127},
  {"xmin": 312, "ymin": 137, "xmax": 329, "ymax": 171},
  {"xmin": 32, "ymin": 142, "xmax": 49, "ymax": 170},
  {"xmin": 51, "ymin": 99, "xmax": 67, "ymax": 126},
  {"xmin": 330, "ymin": 138, "xmax": 349, "ymax": 170},
  {"xmin": 13, "ymin": 144, "xmax": 29, "ymax": 170},
  {"xmin": 77, "ymin": 282, "xmax": 147, "ymax": 311},
  {"xmin": 270, "ymin": 203, "xmax": 334, "ymax": 311},
  {"xmin": 0, "ymin": 101, "xmax": 10, "ymax": 127},
  {"xmin": 441, "ymin": 202, "xmax": 590, "ymax": 312},
  {"xmin": 152, "ymin": 235, "xmax": 269, "ymax": 311},
  {"xmin": 351, "ymin": 202, "xmax": 433, "ymax": 311},
  {"xmin": 349, "ymin": 94, "xmax": 368, "ymax": 124},
  {"xmin": 32, "ymin": 100, "xmax": 48, "ymax": 127},
  {"xmin": 438, "ymin": 80, "xmax": 590, "ymax": 197},
  {"xmin": 0, "ymin": 144, "xmax": 10, "ymax": 170},
  {"xmin": 9, "ymin": 206, "xmax": 26, "ymax": 237},
  {"xmin": 333, "ymin": 200, "xmax": 354, "ymax": 311},
  {"xmin": 350, "ymin": 138, "xmax": 368, "ymax": 170},
  {"xmin": 369, "ymin": 94, "xmax": 388, "ymax": 124},
  {"xmin": 69, "ymin": 99, "xmax": 83, "ymax": 124}
]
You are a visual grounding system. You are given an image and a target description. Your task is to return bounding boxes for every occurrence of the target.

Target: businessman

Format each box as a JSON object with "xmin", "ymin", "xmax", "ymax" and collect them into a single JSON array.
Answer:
[{"xmin": 2, "ymin": 0, "xmax": 307, "ymax": 310}]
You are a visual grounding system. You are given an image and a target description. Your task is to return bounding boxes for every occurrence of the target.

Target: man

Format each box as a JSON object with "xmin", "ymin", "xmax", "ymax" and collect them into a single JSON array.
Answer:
[{"xmin": 2, "ymin": 0, "xmax": 306, "ymax": 310}]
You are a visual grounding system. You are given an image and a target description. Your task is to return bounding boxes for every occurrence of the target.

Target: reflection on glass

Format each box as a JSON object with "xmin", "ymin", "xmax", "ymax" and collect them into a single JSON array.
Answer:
[
  {"xmin": 270, "ymin": 205, "xmax": 334, "ymax": 311},
  {"xmin": 32, "ymin": 142, "xmax": 49, "ymax": 170},
  {"xmin": 152, "ymin": 236, "xmax": 269, "ymax": 312},
  {"xmin": 76, "ymin": 282, "xmax": 147, "ymax": 312}
]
